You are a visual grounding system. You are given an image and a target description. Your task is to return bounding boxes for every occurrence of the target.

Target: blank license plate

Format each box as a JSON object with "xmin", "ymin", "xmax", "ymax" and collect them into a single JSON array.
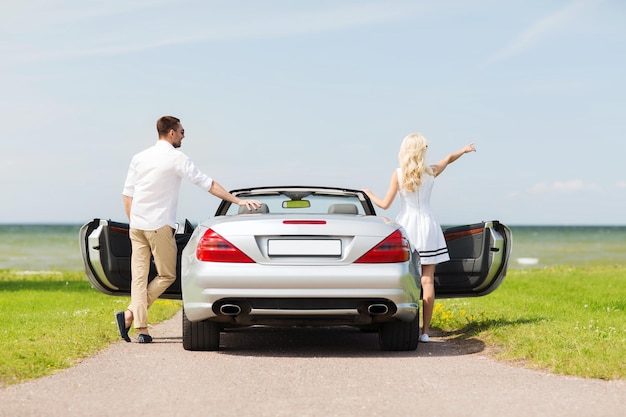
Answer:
[{"xmin": 268, "ymin": 239, "xmax": 341, "ymax": 256}]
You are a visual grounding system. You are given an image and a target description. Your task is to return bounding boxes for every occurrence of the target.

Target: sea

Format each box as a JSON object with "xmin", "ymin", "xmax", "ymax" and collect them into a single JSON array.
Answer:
[{"xmin": 0, "ymin": 224, "xmax": 625, "ymax": 271}]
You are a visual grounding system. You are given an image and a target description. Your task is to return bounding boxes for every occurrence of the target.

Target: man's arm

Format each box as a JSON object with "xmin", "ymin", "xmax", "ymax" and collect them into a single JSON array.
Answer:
[
  {"xmin": 208, "ymin": 181, "xmax": 261, "ymax": 210},
  {"xmin": 123, "ymin": 195, "xmax": 133, "ymax": 221}
]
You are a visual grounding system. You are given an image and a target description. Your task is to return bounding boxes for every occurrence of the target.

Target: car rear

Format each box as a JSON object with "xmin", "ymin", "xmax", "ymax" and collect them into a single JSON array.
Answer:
[{"xmin": 181, "ymin": 214, "xmax": 420, "ymax": 328}]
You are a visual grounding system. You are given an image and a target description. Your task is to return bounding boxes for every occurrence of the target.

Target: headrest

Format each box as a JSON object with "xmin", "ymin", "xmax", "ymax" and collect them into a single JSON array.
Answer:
[
  {"xmin": 328, "ymin": 203, "xmax": 358, "ymax": 214},
  {"xmin": 238, "ymin": 203, "xmax": 269, "ymax": 214}
]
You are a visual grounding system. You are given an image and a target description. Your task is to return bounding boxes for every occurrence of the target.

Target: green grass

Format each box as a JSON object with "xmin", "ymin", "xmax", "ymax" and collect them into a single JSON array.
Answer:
[
  {"xmin": 0, "ymin": 270, "xmax": 181, "ymax": 387},
  {"xmin": 432, "ymin": 265, "xmax": 626, "ymax": 380}
]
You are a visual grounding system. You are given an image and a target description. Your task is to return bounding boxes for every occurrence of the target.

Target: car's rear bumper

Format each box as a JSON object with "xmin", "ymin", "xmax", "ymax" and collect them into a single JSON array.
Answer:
[{"xmin": 182, "ymin": 262, "xmax": 420, "ymax": 326}]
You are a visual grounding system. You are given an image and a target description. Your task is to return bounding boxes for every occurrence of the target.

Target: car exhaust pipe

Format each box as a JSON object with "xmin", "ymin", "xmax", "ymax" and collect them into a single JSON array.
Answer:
[
  {"xmin": 368, "ymin": 303, "xmax": 389, "ymax": 315},
  {"xmin": 219, "ymin": 304, "xmax": 242, "ymax": 316}
]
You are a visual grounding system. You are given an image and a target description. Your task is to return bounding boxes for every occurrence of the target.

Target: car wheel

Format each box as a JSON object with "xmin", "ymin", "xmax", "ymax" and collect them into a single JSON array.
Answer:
[
  {"xmin": 182, "ymin": 309, "xmax": 220, "ymax": 351},
  {"xmin": 378, "ymin": 313, "xmax": 419, "ymax": 351}
]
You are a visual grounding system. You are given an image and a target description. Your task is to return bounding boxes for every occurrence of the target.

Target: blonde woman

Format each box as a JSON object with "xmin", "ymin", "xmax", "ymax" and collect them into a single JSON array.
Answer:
[{"xmin": 363, "ymin": 133, "xmax": 476, "ymax": 342}]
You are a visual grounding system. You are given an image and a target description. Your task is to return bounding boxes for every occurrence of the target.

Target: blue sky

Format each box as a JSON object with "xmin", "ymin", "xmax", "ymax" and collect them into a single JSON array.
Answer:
[{"xmin": 1, "ymin": 0, "xmax": 624, "ymax": 225}]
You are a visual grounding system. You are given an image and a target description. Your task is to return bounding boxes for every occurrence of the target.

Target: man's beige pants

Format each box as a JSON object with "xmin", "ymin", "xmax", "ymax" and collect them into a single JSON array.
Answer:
[{"xmin": 128, "ymin": 225, "xmax": 177, "ymax": 329}]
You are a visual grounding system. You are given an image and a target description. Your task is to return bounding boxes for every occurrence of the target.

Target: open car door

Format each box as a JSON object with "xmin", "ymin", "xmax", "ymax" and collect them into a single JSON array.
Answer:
[
  {"xmin": 437, "ymin": 221, "xmax": 511, "ymax": 298},
  {"xmin": 79, "ymin": 219, "xmax": 511, "ymax": 300},
  {"xmin": 79, "ymin": 219, "xmax": 193, "ymax": 299}
]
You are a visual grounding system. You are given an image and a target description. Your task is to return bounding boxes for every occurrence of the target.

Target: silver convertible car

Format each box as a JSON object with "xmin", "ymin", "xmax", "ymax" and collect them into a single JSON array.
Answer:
[{"xmin": 79, "ymin": 186, "xmax": 511, "ymax": 351}]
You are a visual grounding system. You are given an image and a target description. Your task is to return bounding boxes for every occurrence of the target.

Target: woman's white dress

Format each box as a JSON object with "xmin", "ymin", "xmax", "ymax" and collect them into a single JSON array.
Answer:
[{"xmin": 395, "ymin": 168, "xmax": 450, "ymax": 265}]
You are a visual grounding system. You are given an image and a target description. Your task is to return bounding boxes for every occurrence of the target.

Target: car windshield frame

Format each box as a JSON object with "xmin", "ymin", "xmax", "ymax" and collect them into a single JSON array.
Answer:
[{"xmin": 215, "ymin": 186, "xmax": 376, "ymax": 216}]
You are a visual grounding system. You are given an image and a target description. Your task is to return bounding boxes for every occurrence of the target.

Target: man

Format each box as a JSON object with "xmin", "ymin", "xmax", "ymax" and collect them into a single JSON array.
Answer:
[{"xmin": 116, "ymin": 116, "xmax": 260, "ymax": 343}]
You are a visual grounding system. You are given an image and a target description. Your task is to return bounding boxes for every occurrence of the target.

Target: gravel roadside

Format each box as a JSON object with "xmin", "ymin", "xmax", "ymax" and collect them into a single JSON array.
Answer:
[{"xmin": 1, "ymin": 311, "xmax": 624, "ymax": 417}]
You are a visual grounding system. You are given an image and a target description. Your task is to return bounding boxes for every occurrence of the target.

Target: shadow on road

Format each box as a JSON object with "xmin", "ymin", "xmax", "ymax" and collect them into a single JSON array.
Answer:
[
  {"xmin": 149, "ymin": 315, "xmax": 543, "ymax": 358},
  {"xmin": 186, "ymin": 326, "xmax": 488, "ymax": 358},
  {"xmin": 209, "ymin": 316, "xmax": 542, "ymax": 357}
]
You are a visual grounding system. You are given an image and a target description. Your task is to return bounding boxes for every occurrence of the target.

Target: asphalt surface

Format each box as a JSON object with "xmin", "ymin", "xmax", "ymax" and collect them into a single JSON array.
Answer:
[{"xmin": 1, "ymin": 311, "xmax": 624, "ymax": 417}]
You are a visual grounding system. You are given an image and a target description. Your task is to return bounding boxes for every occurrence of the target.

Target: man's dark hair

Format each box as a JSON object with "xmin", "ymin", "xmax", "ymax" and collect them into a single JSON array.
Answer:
[{"xmin": 156, "ymin": 116, "xmax": 181, "ymax": 137}]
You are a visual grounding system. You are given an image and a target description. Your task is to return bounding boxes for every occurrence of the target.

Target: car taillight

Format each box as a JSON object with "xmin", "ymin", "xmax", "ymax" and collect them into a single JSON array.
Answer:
[
  {"xmin": 196, "ymin": 229, "xmax": 254, "ymax": 263},
  {"xmin": 282, "ymin": 220, "xmax": 327, "ymax": 225},
  {"xmin": 355, "ymin": 230, "xmax": 410, "ymax": 263}
]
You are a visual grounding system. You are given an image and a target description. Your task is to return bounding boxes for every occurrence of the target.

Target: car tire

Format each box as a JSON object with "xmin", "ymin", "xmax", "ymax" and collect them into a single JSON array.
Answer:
[
  {"xmin": 182, "ymin": 309, "xmax": 220, "ymax": 351},
  {"xmin": 378, "ymin": 313, "xmax": 419, "ymax": 351}
]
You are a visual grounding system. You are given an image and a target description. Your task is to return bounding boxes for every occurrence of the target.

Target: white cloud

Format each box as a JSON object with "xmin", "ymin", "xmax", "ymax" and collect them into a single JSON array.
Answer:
[
  {"xmin": 615, "ymin": 181, "xmax": 626, "ymax": 189},
  {"xmin": 531, "ymin": 180, "xmax": 600, "ymax": 193},
  {"xmin": 1, "ymin": 1, "xmax": 428, "ymax": 65},
  {"xmin": 490, "ymin": 0, "xmax": 604, "ymax": 62}
]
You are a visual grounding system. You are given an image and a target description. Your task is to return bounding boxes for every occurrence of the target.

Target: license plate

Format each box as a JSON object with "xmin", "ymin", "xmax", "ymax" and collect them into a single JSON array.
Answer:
[{"xmin": 268, "ymin": 239, "xmax": 341, "ymax": 256}]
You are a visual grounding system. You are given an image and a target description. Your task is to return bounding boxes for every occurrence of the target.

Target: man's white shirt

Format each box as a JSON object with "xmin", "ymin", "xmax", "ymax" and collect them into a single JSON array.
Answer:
[{"xmin": 123, "ymin": 140, "xmax": 213, "ymax": 230}]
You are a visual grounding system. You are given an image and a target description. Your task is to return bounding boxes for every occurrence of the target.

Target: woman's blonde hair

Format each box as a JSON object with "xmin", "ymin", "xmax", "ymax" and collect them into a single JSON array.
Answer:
[{"xmin": 398, "ymin": 133, "xmax": 433, "ymax": 191}]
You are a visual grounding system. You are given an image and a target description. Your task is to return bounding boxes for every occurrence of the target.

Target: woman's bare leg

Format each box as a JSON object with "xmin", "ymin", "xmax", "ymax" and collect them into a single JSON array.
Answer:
[{"xmin": 421, "ymin": 264, "xmax": 435, "ymax": 335}]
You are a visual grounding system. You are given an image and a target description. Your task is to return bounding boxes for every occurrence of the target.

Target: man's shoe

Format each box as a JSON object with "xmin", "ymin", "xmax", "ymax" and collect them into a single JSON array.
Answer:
[
  {"xmin": 137, "ymin": 334, "xmax": 153, "ymax": 343},
  {"xmin": 419, "ymin": 334, "xmax": 430, "ymax": 343},
  {"xmin": 115, "ymin": 311, "xmax": 131, "ymax": 342}
]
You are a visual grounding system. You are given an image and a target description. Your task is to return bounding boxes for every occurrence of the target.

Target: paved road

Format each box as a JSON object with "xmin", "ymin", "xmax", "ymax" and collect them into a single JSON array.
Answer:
[{"xmin": 1, "ymin": 311, "xmax": 624, "ymax": 417}]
